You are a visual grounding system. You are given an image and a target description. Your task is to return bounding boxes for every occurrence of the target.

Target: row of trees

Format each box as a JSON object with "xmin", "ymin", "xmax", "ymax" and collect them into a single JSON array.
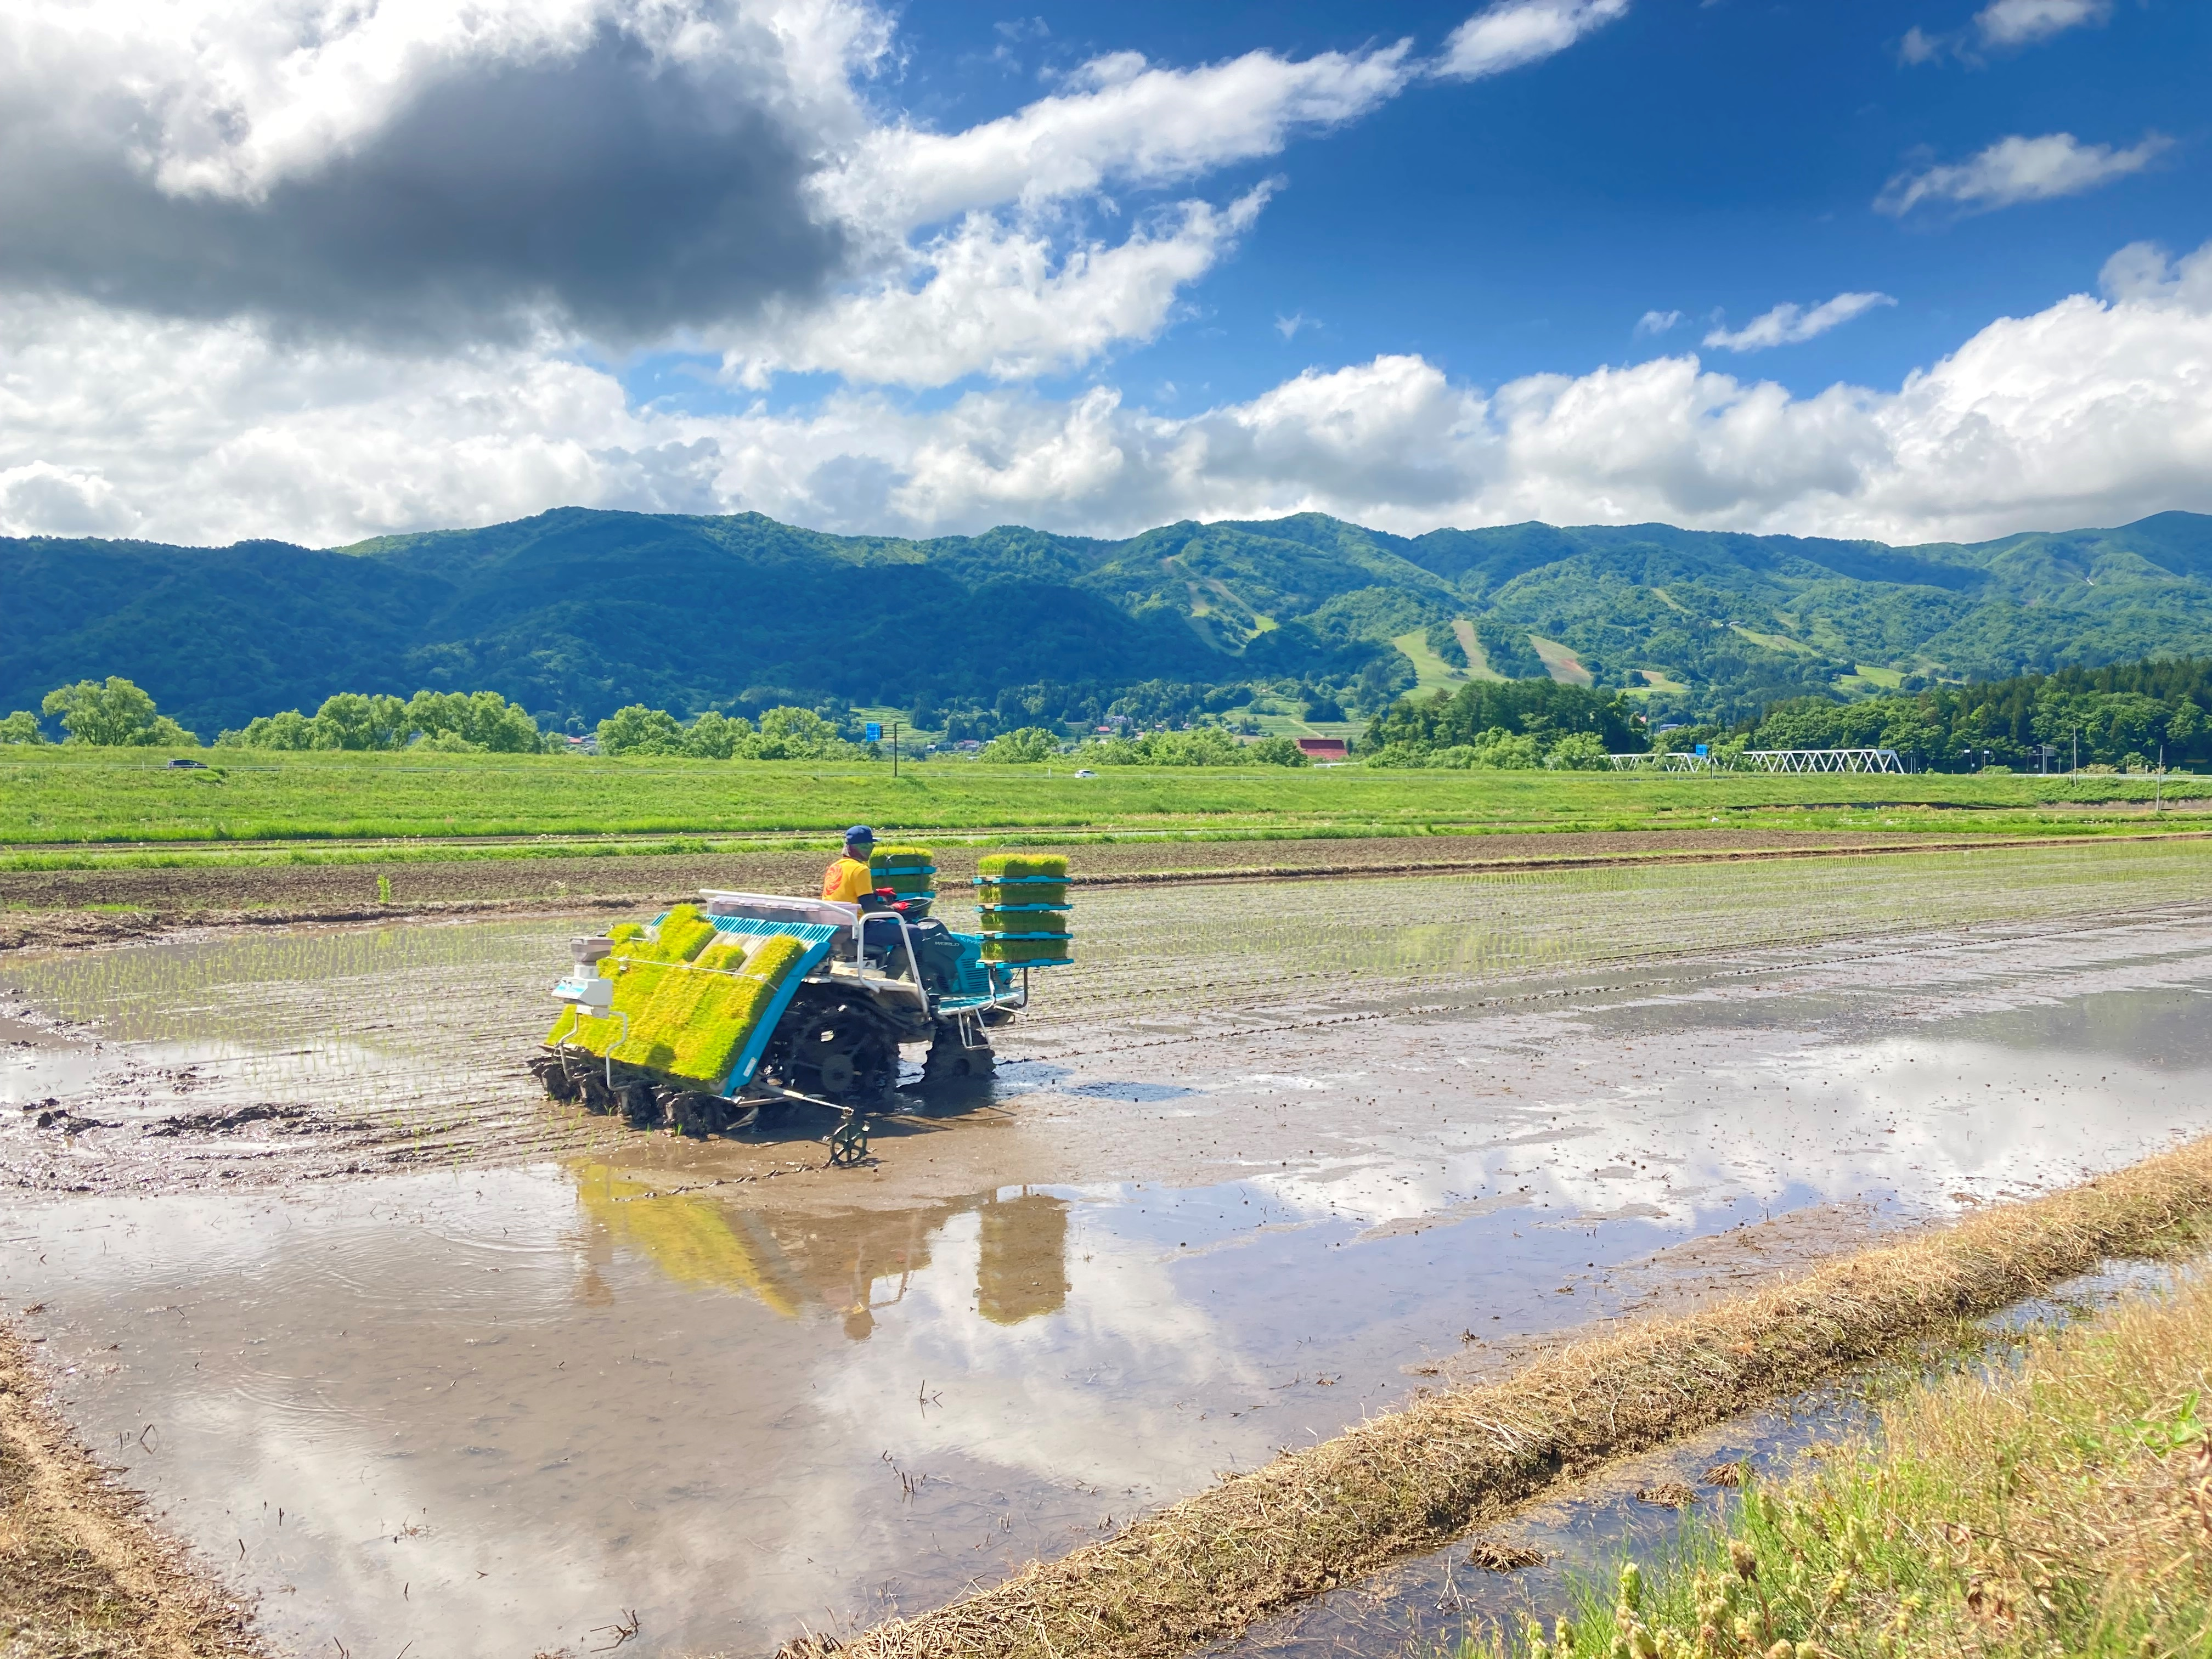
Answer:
[
  {"xmin": 593, "ymin": 704, "xmax": 860, "ymax": 759},
  {"xmin": 221, "ymin": 690, "xmax": 544, "ymax": 752},
  {"xmin": 1737, "ymin": 657, "xmax": 2212, "ymax": 771},
  {"xmin": 0, "ymin": 679, "xmax": 860, "ymax": 761},
  {"xmin": 1356, "ymin": 654, "xmax": 2212, "ymax": 773},
  {"xmin": 1, "ymin": 678, "xmax": 199, "ymax": 747},
  {"xmin": 1370, "ymin": 729, "xmax": 1613, "ymax": 770},
  {"xmin": 1361, "ymin": 679, "xmax": 1643, "ymax": 768},
  {"xmin": 977, "ymin": 727, "xmax": 1311, "ymax": 766},
  {"xmin": 921, "ymin": 676, "xmax": 1354, "ymax": 747}
]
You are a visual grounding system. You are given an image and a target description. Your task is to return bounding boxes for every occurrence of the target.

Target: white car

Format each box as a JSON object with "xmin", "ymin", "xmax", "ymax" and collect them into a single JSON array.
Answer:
[{"xmin": 1073, "ymin": 768, "xmax": 1096, "ymax": 777}]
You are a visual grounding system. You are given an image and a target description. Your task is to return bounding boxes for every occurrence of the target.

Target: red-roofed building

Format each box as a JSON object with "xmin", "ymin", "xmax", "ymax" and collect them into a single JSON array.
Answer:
[{"xmin": 1295, "ymin": 736, "xmax": 1348, "ymax": 763}]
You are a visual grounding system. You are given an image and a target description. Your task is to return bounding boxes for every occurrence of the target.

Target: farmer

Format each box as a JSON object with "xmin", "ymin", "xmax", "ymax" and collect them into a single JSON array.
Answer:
[{"xmin": 821, "ymin": 825, "xmax": 877, "ymax": 903}]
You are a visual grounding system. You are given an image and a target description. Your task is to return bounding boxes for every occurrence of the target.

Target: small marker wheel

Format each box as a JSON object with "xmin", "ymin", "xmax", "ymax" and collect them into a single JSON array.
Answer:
[{"xmin": 827, "ymin": 1117, "xmax": 870, "ymax": 1166}]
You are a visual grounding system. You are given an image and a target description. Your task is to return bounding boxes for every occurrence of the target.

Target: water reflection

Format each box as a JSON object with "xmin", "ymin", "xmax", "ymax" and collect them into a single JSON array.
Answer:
[{"xmin": 572, "ymin": 1168, "xmax": 1073, "ymax": 1339}]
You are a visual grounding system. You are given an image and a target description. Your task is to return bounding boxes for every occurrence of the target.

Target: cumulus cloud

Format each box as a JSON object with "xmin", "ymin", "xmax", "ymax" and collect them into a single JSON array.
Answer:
[
  {"xmin": 1434, "ymin": 0, "xmax": 1630, "ymax": 80},
  {"xmin": 1878, "ymin": 132, "xmax": 2171, "ymax": 216},
  {"xmin": 725, "ymin": 188, "xmax": 1274, "ymax": 388},
  {"xmin": 0, "ymin": 0, "xmax": 884, "ymax": 343},
  {"xmin": 838, "ymin": 42, "xmax": 1412, "ymax": 233},
  {"xmin": 1635, "ymin": 309, "xmax": 1684, "ymax": 336},
  {"xmin": 0, "ymin": 0, "xmax": 1630, "ymax": 387},
  {"xmin": 1975, "ymin": 0, "xmax": 2110, "ymax": 48},
  {"xmin": 7, "ymin": 238, "xmax": 2212, "ymax": 550},
  {"xmin": 1702, "ymin": 292, "xmax": 1896, "ymax": 352}
]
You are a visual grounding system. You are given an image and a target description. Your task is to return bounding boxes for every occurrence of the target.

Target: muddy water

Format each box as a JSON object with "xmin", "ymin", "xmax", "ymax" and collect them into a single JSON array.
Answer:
[{"xmin": 5, "ymin": 844, "xmax": 2212, "ymax": 1655}]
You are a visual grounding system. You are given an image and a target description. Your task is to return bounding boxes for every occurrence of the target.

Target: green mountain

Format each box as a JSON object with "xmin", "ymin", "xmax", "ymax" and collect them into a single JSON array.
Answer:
[{"xmin": 7, "ymin": 507, "xmax": 2212, "ymax": 738}]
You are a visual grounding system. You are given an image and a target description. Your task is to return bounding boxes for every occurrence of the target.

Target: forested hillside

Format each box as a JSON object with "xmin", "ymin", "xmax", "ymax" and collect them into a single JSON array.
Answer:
[{"xmin": 7, "ymin": 506, "xmax": 2211, "ymax": 740}]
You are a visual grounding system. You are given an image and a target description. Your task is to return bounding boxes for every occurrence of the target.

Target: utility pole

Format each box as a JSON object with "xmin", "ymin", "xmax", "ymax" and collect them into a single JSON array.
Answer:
[
  {"xmin": 891, "ymin": 720, "xmax": 901, "ymax": 780},
  {"xmin": 2158, "ymin": 743, "xmax": 2165, "ymax": 814}
]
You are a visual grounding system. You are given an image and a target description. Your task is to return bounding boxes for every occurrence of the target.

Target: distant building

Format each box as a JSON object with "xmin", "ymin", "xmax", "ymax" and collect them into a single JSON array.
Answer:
[{"xmin": 1296, "ymin": 737, "xmax": 1348, "ymax": 763}]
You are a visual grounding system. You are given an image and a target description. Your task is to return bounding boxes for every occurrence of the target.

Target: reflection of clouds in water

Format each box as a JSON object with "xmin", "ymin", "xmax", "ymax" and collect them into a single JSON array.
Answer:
[
  {"xmin": 815, "ymin": 1204, "xmax": 1263, "ymax": 1495},
  {"xmin": 14, "ymin": 919, "xmax": 2212, "ymax": 1655},
  {"xmin": 1209, "ymin": 1002, "xmax": 2212, "ymax": 1243}
]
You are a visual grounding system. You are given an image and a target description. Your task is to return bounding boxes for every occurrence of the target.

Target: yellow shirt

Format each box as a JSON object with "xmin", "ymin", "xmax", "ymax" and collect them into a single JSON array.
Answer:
[{"xmin": 821, "ymin": 855, "xmax": 874, "ymax": 903}]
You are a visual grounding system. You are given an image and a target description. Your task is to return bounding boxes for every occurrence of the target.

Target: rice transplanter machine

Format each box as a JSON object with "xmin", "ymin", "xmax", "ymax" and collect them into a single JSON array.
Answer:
[{"xmin": 528, "ymin": 849, "xmax": 1072, "ymax": 1161}]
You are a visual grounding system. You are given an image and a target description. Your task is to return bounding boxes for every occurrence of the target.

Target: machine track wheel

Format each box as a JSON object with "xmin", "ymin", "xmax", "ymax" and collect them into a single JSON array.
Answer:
[
  {"xmin": 922, "ymin": 1023, "xmax": 996, "ymax": 1085},
  {"xmin": 667, "ymin": 1091, "xmax": 753, "ymax": 1137},
  {"xmin": 766, "ymin": 991, "xmax": 899, "ymax": 1108},
  {"xmin": 574, "ymin": 1060, "xmax": 616, "ymax": 1115},
  {"xmin": 529, "ymin": 1051, "xmax": 581, "ymax": 1102},
  {"xmin": 617, "ymin": 1080, "xmax": 662, "ymax": 1128}
]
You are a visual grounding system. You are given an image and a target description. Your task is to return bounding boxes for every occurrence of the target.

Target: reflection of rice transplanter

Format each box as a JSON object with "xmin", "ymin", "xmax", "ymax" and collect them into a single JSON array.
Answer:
[{"xmin": 528, "ymin": 850, "xmax": 1074, "ymax": 1159}]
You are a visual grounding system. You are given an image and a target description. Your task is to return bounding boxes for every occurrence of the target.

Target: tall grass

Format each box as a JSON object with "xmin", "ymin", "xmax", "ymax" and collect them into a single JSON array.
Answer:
[{"xmin": 1509, "ymin": 1269, "xmax": 2212, "ymax": 1659}]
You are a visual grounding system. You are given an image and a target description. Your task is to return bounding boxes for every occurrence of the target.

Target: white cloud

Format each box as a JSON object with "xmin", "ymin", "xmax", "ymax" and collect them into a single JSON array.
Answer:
[
  {"xmin": 1635, "ymin": 309, "xmax": 1683, "ymax": 336},
  {"xmin": 1275, "ymin": 311, "xmax": 1319, "ymax": 340},
  {"xmin": 725, "ymin": 187, "xmax": 1274, "ymax": 388},
  {"xmin": 1434, "ymin": 0, "xmax": 1630, "ymax": 80},
  {"xmin": 1897, "ymin": 25, "xmax": 1948, "ymax": 64},
  {"xmin": 1975, "ymin": 0, "xmax": 2110, "ymax": 48},
  {"xmin": 1878, "ymin": 131, "xmax": 2171, "ymax": 216},
  {"xmin": 8, "ymin": 239, "xmax": 2212, "ymax": 550},
  {"xmin": 0, "ymin": 0, "xmax": 1635, "ymax": 392},
  {"xmin": 1702, "ymin": 292, "xmax": 1896, "ymax": 352},
  {"xmin": 837, "ymin": 41, "xmax": 1412, "ymax": 233},
  {"xmin": 1901, "ymin": 0, "xmax": 2110, "ymax": 66}
]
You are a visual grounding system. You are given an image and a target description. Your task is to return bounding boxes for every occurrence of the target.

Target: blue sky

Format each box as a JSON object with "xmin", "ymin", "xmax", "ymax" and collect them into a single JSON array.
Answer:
[
  {"xmin": 840, "ymin": 0, "xmax": 2209, "ymax": 408},
  {"xmin": 1, "ymin": 0, "xmax": 2209, "ymax": 548}
]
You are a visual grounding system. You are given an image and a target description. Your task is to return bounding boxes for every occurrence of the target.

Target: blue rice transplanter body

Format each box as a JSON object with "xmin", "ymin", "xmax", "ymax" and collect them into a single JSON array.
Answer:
[{"xmin": 527, "ymin": 849, "xmax": 1070, "ymax": 1163}]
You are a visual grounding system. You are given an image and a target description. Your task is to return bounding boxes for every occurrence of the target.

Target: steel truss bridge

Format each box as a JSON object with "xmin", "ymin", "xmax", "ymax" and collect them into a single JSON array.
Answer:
[{"xmin": 1606, "ymin": 748, "xmax": 1906, "ymax": 775}]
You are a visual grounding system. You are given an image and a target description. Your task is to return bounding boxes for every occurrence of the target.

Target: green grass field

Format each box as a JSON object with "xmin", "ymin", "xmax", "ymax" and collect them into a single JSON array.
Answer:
[{"xmin": 1, "ymin": 748, "xmax": 2206, "ymax": 867}]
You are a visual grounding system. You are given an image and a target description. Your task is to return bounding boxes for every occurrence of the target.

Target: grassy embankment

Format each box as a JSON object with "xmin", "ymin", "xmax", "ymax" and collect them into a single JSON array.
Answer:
[
  {"xmin": 2, "ymin": 749, "xmax": 2208, "ymax": 873},
  {"xmin": 779, "ymin": 1138, "xmax": 2212, "ymax": 1659},
  {"xmin": 1519, "ymin": 1273, "xmax": 2212, "ymax": 1659}
]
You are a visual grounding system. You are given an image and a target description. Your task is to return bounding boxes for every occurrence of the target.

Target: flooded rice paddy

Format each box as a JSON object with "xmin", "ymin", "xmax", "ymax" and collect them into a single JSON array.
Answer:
[{"xmin": 6, "ymin": 841, "xmax": 2212, "ymax": 1655}]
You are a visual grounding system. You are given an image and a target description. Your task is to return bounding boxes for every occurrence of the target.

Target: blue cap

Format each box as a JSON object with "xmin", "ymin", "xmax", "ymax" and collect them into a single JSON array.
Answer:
[{"xmin": 844, "ymin": 825, "xmax": 876, "ymax": 845}]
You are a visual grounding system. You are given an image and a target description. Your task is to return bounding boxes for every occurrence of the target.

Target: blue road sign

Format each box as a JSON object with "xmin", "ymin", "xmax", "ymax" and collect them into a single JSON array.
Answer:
[{"xmin": 865, "ymin": 722, "xmax": 882, "ymax": 742}]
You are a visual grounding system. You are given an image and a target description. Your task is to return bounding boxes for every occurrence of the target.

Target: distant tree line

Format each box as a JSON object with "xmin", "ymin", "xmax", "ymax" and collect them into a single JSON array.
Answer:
[
  {"xmin": 0, "ymin": 678, "xmax": 199, "ymax": 747},
  {"xmin": 592, "ymin": 704, "xmax": 861, "ymax": 759},
  {"xmin": 919, "ymin": 675, "xmax": 1360, "ymax": 746},
  {"xmin": 1353, "ymin": 654, "xmax": 2212, "ymax": 774},
  {"xmin": 1361, "ymin": 680, "xmax": 1643, "ymax": 770},
  {"xmin": 977, "ymin": 726, "xmax": 1311, "ymax": 766},
  {"xmin": 219, "ymin": 690, "xmax": 545, "ymax": 752},
  {"xmin": 1734, "ymin": 656, "xmax": 2212, "ymax": 772}
]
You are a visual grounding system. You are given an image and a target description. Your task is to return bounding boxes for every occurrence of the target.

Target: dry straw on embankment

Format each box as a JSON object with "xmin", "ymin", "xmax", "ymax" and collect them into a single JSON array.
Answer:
[{"xmin": 781, "ymin": 1137, "xmax": 2212, "ymax": 1659}]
